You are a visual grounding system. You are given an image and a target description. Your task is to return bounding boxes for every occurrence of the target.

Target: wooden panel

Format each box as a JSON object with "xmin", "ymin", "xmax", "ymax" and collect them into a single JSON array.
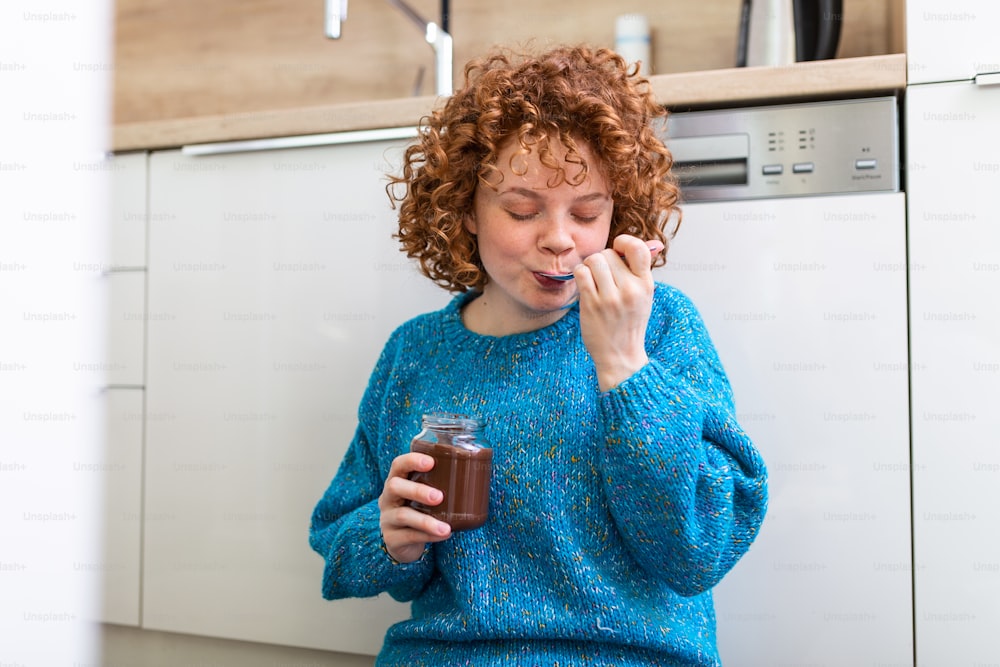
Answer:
[
  {"xmin": 649, "ymin": 54, "xmax": 907, "ymax": 111},
  {"xmin": 114, "ymin": 0, "xmax": 897, "ymax": 125},
  {"xmin": 110, "ymin": 54, "xmax": 907, "ymax": 152},
  {"xmin": 889, "ymin": 0, "xmax": 907, "ymax": 54}
]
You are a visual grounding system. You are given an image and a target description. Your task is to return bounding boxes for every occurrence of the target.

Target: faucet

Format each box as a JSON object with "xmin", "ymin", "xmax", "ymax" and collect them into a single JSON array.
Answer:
[
  {"xmin": 387, "ymin": 0, "xmax": 452, "ymax": 97},
  {"xmin": 326, "ymin": 0, "xmax": 453, "ymax": 98},
  {"xmin": 324, "ymin": 0, "xmax": 348, "ymax": 40}
]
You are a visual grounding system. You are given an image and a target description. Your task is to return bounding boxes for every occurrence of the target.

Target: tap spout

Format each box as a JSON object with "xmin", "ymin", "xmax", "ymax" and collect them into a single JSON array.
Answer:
[
  {"xmin": 325, "ymin": 0, "xmax": 348, "ymax": 39},
  {"xmin": 387, "ymin": 0, "xmax": 453, "ymax": 97}
]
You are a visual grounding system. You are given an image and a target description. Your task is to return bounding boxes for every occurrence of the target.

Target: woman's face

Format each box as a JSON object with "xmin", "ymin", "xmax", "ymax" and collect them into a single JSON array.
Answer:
[{"xmin": 466, "ymin": 137, "xmax": 613, "ymax": 332}]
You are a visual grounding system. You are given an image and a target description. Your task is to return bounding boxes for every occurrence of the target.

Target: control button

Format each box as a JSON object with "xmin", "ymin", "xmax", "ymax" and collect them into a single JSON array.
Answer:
[
  {"xmin": 792, "ymin": 162, "xmax": 815, "ymax": 174},
  {"xmin": 855, "ymin": 159, "xmax": 878, "ymax": 170},
  {"xmin": 762, "ymin": 164, "xmax": 784, "ymax": 176}
]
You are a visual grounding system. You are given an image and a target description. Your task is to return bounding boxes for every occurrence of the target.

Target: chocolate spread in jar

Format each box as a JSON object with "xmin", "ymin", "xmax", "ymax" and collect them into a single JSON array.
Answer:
[{"xmin": 409, "ymin": 435, "xmax": 493, "ymax": 532}]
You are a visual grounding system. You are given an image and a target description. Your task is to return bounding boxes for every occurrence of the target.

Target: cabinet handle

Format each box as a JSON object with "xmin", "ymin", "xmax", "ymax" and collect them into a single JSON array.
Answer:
[
  {"xmin": 974, "ymin": 72, "xmax": 1000, "ymax": 87},
  {"xmin": 181, "ymin": 127, "xmax": 419, "ymax": 156}
]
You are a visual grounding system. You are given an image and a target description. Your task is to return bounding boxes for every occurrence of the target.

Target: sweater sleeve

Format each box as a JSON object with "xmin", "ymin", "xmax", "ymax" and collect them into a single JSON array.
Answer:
[
  {"xmin": 308, "ymin": 333, "xmax": 435, "ymax": 602},
  {"xmin": 598, "ymin": 287, "xmax": 768, "ymax": 597}
]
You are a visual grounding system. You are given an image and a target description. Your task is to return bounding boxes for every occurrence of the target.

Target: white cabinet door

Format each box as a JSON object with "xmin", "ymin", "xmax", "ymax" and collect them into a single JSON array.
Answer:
[
  {"xmin": 907, "ymin": 82, "xmax": 1000, "ymax": 666},
  {"xmin": 91, "ymin": 389, "xmax": 144, "ymax": 625},
  {"xmin": 653, "ymin": 193, "xmax": 912, "ymax": 664},
  {"xmin": 84, "ymin": 151, "xmax": 149, "ymax": 626},
  {"xmin": 144, "ymin": 141, "xmax": 449, "ymax": 653},
  {"xmin": 107, "ymin": 271, "xmax": 145, "ymax": 387},
  {"xmin": 110, "ymin": 152, "xmax": 149, "ymax": 270},
  {"xmin": 906, "ymin": 0, "xmax": 1000, "ymax": 84}
]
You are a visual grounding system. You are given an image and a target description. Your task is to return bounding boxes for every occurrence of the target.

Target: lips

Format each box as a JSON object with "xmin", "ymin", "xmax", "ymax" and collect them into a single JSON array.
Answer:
[{"xmin": 533, "ymin": 272, "xmax": 570, "ymax": 288}]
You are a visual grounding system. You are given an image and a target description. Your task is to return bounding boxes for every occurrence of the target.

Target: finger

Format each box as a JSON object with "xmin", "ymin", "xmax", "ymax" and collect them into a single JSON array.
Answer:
[
  {"xmin": 611, "ymin": 235, "xmax": 656, "ymax": 280},
  {"xmin": 382, "ymin": 474, "xmax": 443, "ymax": 508},
  {"xmin": 572, "ymin": 261, "xmax": 597, "ymax": 301},
  {"xmin": 388, "ymin": 452, "xmax": 435, "ymax": 478},
  {"xmin": 380, "ymin": 510, "xmax": 450, "ymax": 564},
  {"xmin": 581, "ymin": 249, "xmax": 620, "ymax": 295},
  {"xmin": 383, "ymin": 506, "xmax": 452, "ymax": 541},
  {"xmin": 387, "ymin": 526, "xmax": 450, "ymax": 553}
]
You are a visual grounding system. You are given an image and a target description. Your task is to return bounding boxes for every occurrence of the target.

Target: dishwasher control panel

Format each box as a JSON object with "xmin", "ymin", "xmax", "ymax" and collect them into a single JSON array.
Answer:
[{"xmin": 658, "ymin": 97, "xmax": 900, "ymax": 201}]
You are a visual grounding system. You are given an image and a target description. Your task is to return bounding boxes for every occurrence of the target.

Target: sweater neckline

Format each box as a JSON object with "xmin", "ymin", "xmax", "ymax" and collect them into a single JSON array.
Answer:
[{"xmin": 440, "ymin": 291, "xmax": 581, "ymax": 351}]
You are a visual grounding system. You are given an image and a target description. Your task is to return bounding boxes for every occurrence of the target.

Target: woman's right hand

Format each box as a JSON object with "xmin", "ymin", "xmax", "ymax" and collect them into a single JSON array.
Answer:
[{"xmin": 378, "ymin": 452, "xmax": 452, "ymax": 563}]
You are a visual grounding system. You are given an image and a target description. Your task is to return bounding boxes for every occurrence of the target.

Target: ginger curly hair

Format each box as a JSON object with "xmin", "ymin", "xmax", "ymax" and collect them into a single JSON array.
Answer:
[{"xmin": 388, "ymin": 44, "xmax": 681, "ymax": 293}]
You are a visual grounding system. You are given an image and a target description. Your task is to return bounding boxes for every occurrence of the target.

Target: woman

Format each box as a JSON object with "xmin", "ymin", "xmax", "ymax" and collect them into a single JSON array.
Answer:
[{"xmin": 310, "ymin": 45, "xmax": 768, "ymax": 666}]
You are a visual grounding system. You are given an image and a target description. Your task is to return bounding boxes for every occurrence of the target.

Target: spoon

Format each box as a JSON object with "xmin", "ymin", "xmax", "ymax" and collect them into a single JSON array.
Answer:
[{"xmin": 540, "ymin": 240, "xmax": 664, "ymax": 281}]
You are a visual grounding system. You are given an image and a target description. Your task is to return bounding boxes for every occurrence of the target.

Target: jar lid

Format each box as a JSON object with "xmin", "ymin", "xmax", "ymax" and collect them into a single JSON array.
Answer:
[{"xmin": 422, "ymin": 412, "xmax": 483, "ymax": 429}]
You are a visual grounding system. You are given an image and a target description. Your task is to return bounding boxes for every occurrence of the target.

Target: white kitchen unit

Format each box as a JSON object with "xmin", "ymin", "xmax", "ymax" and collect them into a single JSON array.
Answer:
[
  {"xmin": 94, "ymin": 389, "xmax": 144, "ymax": 625},
  {"xmin": 905, "ymin": 0, "xmax": 1000, "ymax": 85},
  {"xmin": 109, "ymin": 151, "xmax": 150, "ymax": 271},
  {"xmin": 143, "ymin": 139, "xmax": 449, "ymax": 653},
  {"xmin": 87, "ymin": 151, "xmax": 149, "ymax": 627},
  {"xmin": 654, "ymin": 98, "xmax": 912, "ymax": 664},
  {"xmin": 905, "ymin": 7, "xmax": 1000, "ymax": 660},
  {"xmin": 106, "ymin": 271, "xmax": 145, "ymax": 387}
]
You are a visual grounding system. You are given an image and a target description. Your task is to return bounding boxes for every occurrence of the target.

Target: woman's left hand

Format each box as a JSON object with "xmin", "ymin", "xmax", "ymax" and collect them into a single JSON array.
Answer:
[{"xmin": 574, "ymin": 234, "xmax": 661, "ymax": 392}]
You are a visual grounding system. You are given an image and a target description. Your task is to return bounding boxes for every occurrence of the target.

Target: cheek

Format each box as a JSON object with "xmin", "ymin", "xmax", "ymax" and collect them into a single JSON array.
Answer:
[
  {"xmin": 585, "ymin": 221, "xmax": 613, "ymax": 251},
  {"xmin": 479, "ymin": 233, "xmax": 519, "ymax": 266}
]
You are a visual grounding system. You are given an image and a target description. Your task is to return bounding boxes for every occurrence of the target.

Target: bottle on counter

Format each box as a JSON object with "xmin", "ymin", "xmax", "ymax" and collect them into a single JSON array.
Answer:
[{"xmin": 615, "ymin": 13, "xmax": 652, "ymax": 76}]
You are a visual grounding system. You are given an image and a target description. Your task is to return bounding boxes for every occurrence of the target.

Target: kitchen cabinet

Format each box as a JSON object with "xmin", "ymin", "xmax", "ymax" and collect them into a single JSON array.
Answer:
[
  {"xmin": 94, "ymin": 389, "xmax": 144, "ymax": 625},
  {"xmin": 110, "ymin": 152, "xmax": 149, "ymax": 270},
  {"xmin": 96, "ymin": 269, "xmax": 144, "ymax": 624},
  {"xmin": 88, "ymin": 151, "xmax": 149, "ymax": 626},
  {"xmin": 655, "ymin": 192, "xmax": 912, "ymax": 665},
  {"xmin": 906, "ymin": 4, "xmax": 1000, "ymax": 663},
  {"xmin": 907, "ymin": 82, "xmax": 1000, "ymax": 666},
  {"xmin": 107, "ymin": 271, "xmax": 145, "ymax": 387},
  {"xmin": 142, "ymin": 139, "xmax": 448, "ymax": 653},
  {"xmin": 905, "ymin": 0, "xmax": 1000, "ymax": 83}
]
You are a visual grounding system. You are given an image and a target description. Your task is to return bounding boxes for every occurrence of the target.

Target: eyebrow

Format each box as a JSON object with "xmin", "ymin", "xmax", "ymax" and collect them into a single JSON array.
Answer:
[{"xmin": 497, "ymin": 187, "xmax": 610, "ymax": 203}]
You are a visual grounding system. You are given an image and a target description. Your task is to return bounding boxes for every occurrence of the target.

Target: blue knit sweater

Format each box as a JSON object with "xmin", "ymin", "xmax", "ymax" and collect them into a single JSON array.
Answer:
[{"xmin": 310, "ymin": 283, "xmax": 768, "ymax": 666}]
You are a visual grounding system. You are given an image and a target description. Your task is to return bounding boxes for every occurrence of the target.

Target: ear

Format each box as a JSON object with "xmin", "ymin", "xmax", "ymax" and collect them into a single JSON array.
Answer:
[{"xmin": 463, "ymin": 212, "xmax": 478, "ymax": 235}]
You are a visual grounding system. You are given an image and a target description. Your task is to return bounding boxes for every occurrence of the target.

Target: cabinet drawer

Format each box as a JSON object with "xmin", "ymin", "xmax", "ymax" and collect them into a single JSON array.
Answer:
[
  {"xmin": 85, "ymin": 388, "xmax": 143, "ymax": 626},
  {"xmin": 110, "ymin": 152, "xmax": 148, "ymax": 269},
  {"xmin": 107, "ymin": 271, "xmax": 145, "ymax": 386}
]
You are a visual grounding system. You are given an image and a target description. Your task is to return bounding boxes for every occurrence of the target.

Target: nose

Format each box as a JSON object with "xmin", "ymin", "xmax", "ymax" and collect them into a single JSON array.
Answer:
[{"xmin": 538, "ymin": 215, "xmax": 575, "ymax": 257}]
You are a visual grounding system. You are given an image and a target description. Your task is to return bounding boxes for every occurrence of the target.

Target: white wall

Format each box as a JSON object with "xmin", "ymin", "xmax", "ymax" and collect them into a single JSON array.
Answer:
[{"xmin": 1, "ymin": 0, "xmax": 112, "ymax": 663}]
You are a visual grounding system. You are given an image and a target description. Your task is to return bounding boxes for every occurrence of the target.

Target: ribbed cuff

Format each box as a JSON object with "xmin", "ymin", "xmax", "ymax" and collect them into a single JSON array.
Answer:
[
  {"xmin": 380, "ymin": 531, "xmax": 431, "ymax": 566},
  {"xmin": 600, "ymin": 359, "xmax": 698, "ymax": 422}
]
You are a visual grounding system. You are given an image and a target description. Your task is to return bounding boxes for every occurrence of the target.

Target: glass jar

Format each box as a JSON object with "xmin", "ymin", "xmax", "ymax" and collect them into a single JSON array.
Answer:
[{"xmin": 408, "ymin": 412, "xmax": 492, "ymax": 531}]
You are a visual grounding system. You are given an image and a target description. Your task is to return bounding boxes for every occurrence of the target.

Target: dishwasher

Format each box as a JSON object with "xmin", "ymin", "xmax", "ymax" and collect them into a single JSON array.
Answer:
[{"xmin": 653, "ymin": 98, "xmax": 913, "ymax": 664}]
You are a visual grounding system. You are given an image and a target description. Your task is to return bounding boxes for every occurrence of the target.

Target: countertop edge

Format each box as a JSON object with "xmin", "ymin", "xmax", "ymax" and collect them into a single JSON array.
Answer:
[{"xmin": 112, "ymin": 54, "xmax": 906, "ymax": 153}]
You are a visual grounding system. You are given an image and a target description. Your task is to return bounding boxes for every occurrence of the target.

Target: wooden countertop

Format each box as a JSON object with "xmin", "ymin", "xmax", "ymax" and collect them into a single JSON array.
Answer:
[{"xmin": 112, "ymin": 54, "xmax": 906, "ymax": 152}]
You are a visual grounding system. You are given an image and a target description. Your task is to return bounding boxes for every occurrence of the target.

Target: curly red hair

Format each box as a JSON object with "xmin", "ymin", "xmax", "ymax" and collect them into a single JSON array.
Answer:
[{"xmin": 388, "ymin": 44, "xmax": 681, "ymax": 293}]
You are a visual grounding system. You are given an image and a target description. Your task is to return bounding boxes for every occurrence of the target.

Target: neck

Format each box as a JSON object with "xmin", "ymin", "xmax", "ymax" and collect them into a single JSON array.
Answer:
[{"xmin": 460, "ymin": 290, "xmax": 567, "ymax": 336}]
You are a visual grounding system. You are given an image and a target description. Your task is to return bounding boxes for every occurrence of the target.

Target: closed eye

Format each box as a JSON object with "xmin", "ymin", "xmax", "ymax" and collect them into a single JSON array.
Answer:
[
  {"xmin": 571, "ymin": 209, "xmax": 606, "ymax": 222},
  {"xmin": 505, "ymin": 210, "xmax": 537, "ymax": 221}
]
